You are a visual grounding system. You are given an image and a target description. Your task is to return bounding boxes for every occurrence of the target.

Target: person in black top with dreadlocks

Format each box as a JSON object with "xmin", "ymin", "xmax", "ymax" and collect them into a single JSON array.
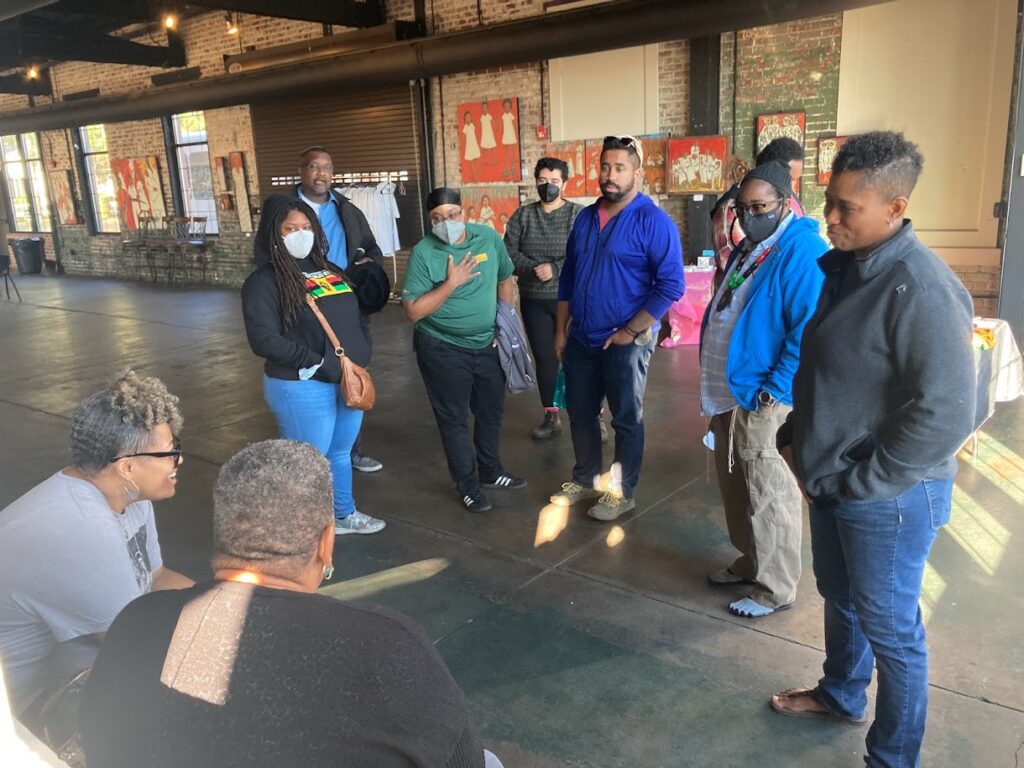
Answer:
[{"xmin": 242, "ymin": 195, "xmax": 385, "ymax": 535}]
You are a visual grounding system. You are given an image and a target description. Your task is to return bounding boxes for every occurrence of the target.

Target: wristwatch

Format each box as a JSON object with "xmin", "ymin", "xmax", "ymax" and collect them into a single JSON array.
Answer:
[{"xmin": 757, "ymin": 390, "xmax": 777, "ymax": 409}]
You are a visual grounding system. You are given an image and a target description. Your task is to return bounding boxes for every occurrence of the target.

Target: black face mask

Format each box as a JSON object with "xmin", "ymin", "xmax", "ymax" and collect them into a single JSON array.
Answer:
[
  {"xmin": 537, "ymin": 183, "xmax": 560, "ymax": 204},
  {"xmin": 737, "ymin": 204, "xmax": 784, "ymax": 244}
]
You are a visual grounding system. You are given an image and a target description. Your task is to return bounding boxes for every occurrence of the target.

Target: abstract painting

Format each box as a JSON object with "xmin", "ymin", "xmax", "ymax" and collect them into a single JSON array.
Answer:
[
  {"xmin": 48, "ymin": 170, "xmax": 78, "ymax": 226},
  {"xmin": 111, "ymin": 156, "xmax": 166, "ymax": 231}
]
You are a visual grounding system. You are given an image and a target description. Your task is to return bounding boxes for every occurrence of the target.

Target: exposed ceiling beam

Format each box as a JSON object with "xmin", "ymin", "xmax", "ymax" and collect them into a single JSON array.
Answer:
[
  {"xmin": 183, "ymin": 0, "xmax": 384, "ymax": 28},
  {"xmin": 0, "ymin": 1, "xmax": 57, "ymax": 23},
  {"xmin": 0, "ymin": 0, "xmax": 892, "ymax": 133},
  {"xmin": 0, "ymin": 24, "xmax": 186, "ymax": 68},
  {"xmin": 0, "ymin": 69, "xmax": 51, "ymax": 96}
]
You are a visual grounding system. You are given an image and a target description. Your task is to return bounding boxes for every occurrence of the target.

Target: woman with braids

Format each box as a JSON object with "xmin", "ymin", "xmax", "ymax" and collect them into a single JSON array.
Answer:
[
  {"xmin": 242, "ymin": 195, "xmax": 385, "ymax": 535},
  {"xmin": 0, "ymin": 369, "xmax": 193, "ymax": 730}
]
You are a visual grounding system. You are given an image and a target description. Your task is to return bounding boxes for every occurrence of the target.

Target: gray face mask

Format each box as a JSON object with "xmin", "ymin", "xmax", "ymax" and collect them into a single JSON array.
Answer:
[{"xmin": 432, "ymin": 219, "xmax": 465, "ymax": 245}]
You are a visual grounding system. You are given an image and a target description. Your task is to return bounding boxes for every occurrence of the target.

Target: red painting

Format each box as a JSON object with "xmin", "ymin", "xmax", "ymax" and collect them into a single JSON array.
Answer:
[
  {"xmin": 756, "ymin": 112, "xmax": 805, "ymax": 154},
  {"xmin": 458, "ymin": 97, "xmax": 521, "ymax": 183},
  {"xmin": 817, "ymin": 135, "xmax": 851, "ymax": 186},
  {"xmin": 667, "ymin": 136, "xmax": 728, "ymax": 194},
  {"xmin": 111, "ymin": 156, "xmax": 166, "ymax": 230},
  {"xmin": 584, "ymin": 140, "xmax": 602, "ymax": 197},
  {"xmin": 543, "ymin": 140, "xmax": 587, "ymax": 198},
  {"xmin": 639, "ymin": 133, "xmax": 669, "ymax": 195},
  {"xmin": 460, "ymin": 186, "xmax": 520, "ymax": 235}
]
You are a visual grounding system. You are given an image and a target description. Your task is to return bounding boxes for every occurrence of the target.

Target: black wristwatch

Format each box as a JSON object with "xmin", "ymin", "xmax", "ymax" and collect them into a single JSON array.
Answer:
[{"xmin": 757, "ymin": 390, "xmax": 777, "ymax": 409}]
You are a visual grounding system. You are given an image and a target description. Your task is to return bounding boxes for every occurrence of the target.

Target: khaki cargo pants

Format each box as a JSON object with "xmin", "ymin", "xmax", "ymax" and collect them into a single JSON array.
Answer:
[{"xmin": 711, "ymin": 405, "xmax": 802, "ymax": 608}]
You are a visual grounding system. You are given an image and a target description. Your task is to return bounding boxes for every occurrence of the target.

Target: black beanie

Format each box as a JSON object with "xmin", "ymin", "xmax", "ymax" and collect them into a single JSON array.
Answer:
[
  {"xmin": 426, "ymin": 187, "xmax": 461, "ymax": 211},
  {"xmin": 743, "ymin": 160, "xmax": 793, "ymax": 199}
]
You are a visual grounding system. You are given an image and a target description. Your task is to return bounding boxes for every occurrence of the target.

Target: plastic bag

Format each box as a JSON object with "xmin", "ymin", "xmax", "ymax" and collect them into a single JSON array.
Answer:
[{"xmin": 553, "ymin": 366, "xmax": 567, "ymax": 409}]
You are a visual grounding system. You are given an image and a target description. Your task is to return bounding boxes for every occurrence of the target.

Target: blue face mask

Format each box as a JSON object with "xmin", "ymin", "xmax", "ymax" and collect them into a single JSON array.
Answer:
[{"xmin": 432, "ymin": 220, "xmax": 465, "ymax": 245}]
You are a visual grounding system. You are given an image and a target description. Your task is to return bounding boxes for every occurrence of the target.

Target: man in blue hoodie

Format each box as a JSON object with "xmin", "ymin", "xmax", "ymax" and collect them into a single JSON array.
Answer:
[
  {"xmin": 550, "ymin": 136, "xmax": 685, "ymax": 521},
  {"xmin": 699, "ymin": 161, "xmax": 828, "ymax": 618}
]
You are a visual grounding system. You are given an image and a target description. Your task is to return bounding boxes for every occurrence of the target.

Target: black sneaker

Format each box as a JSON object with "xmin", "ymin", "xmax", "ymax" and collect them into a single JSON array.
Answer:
[
  {"xmin": 480, "ymin": 472, "xmax": 527, "ymax": 490},
  {"xmin": 532, "ymin": 410, "xmax": 562, "ymax": 440},
  {"xmin": 462, "ymin": 490, "xmax": 493, "ymax": 512}
]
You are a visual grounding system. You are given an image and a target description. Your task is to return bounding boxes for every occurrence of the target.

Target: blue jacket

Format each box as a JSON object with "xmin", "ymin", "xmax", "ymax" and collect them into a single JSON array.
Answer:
[
  {"xmin": 700, "ymin": 215, "xmax": 828, "ymax": 411},
  {"xmin": 559, "ymin": 194, "xmax": 685, "ymax": 348}
]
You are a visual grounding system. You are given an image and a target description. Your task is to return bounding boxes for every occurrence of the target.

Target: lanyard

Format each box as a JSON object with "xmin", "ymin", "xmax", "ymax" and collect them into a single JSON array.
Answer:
[{"xmin": 716, "ymin": 245, "xmax": 773, "ymax": 313}]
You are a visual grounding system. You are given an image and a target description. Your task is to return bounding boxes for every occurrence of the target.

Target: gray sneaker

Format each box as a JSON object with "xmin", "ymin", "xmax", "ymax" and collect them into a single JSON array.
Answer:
[
  {"xmin": 587, "ymin": 492, "xmax": 636, "ymax": 522},
  {"xmin": 549, "ymin": 481, "xmax": 603, "ymax": 506},
  {"xmin": 335, "ymin": 511, "xmax": 386, "ymax": 535},
  {"xmin": 352, "ymin": 453, "xmax": 383, "ymax": 473}
]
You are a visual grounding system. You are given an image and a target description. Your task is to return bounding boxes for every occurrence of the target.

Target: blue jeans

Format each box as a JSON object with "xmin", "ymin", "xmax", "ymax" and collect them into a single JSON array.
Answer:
[
  {"xmin": 562, "ymin": 333, "xmax": 656, "ymax": 499},
  {"xmin": 810, "ymin": 478, "xmax": 953, "ymax": 768},
  {"xmin": 263, "ymin": 376, "xmax": 364, "ymax": 519}
]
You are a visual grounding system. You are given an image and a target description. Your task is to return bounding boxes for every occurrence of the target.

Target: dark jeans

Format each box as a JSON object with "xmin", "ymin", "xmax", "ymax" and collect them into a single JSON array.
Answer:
[
  {"xmin": 414, "ymin": 330, "xmax": 506, "ymax": 495},
  {"xmin": 520, "ymin": 297, "xmax": 559, "ymax": 409},
  {"xmin": 562, "ymin": 333, "xmax": 655, "ymax": 499},
  {"xmin": 810, "ymin": 478, "xmax": 953, "ymax": 768}
]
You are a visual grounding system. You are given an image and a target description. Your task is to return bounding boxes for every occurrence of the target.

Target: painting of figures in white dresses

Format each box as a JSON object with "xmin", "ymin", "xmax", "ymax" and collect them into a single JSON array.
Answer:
[{"xmin": 458, "ymin": 97, "xmax": 521, "ymax": 183}]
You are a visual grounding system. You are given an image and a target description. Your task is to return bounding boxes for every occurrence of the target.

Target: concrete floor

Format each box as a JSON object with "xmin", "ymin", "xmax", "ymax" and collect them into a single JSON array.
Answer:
[{"xmin": 1, "ymin": 274, "xmax": 1022, "ymax": 767}]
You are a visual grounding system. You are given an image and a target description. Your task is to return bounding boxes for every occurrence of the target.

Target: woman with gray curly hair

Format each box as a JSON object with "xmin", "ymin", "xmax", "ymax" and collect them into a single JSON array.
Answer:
[
  {"xmin": 81, "ymin": 439, "xmax": 500, "ymax": 768},
  {"xmin": 0, "ymin": 369, "xmax": 193, "ymax": 726}
]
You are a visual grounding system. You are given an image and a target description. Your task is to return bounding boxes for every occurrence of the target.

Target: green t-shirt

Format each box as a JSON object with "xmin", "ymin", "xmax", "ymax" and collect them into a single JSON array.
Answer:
[{"xmin": 403, "ymin": 224, "xmax": 515, "ymax": 349}]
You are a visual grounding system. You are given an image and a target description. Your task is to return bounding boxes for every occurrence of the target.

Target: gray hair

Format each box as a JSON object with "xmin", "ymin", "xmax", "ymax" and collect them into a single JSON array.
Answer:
[
  {"xmin": 70, "ymin": 369, "xmax": 183, "ymax": 474},
  {"xmin": 212, "ymin": 440, "xmax": 333, "ymax": 574}
]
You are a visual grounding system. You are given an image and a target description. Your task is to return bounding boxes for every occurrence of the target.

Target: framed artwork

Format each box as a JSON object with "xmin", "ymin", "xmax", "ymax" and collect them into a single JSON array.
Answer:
[
  {"xmin": 460, "ymin": 186, "xmax": 520, "ymax": 235},
  {"xmin": 817, "ymin": 135, "xmax": 851, "ymax": 186},
  {"xmin": 756, "ymin": 112, "xmax": 805, "ymax": 154},
  {"xmin": 667, "ymin": 136, "xmax": 729, "ymax": 194},
  {"xmin": 584, "ymin": 139, "xmax": 602, "ymax": 197},
  {"xmin": 639, "ymin": 133, "xmax": 669, "ymax": 195},
  {"xmin": 48, "ymin": 170, "xmax": 79, "ymax": 226},
  {"xmin": 458, "ymin": 97, "xmax": 521, "ymax": 183},
  {"xmin": 543, "ymin": 140, "xmax": 587, "ymax": 198},
  {"xmin": 111, "ymin": 156, "xmax": 166, "ymax": 231}
]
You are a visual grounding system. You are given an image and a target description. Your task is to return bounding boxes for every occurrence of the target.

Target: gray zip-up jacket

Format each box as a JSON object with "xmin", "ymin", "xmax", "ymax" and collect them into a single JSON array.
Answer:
[
  {"xmin": 779, "ymin": 221, "xmax": 975, "ymax": 504},
  {"xmin": 495, "ymin": 300, "xmax": 536, "ymax": 394}
]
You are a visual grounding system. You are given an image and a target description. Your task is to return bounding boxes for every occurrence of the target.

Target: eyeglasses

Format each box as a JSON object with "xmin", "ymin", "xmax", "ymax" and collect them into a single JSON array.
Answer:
[
  {"xmin": 304, "ymin": 162, "xmax": 334, "ymax": 174},
  {"xmin": 429, "ymin": 209, "xmax": 463, "ymax": 225},
  {"xmin": 603, "ymin": 135, "xmax": 644, "ymax": 165},
  {"xmin": 734, "ymin": 198, "xmax": 783, "ymax": 216},
  {"xmin": 115, "ymin": 437, "xmax": 183, "ymax": 464}
]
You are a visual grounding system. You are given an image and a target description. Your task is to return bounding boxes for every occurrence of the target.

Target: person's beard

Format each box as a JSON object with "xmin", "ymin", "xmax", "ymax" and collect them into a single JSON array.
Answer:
[{"xmin": 601, "ymin": 176, "xmax": 634, "ymax": 203}]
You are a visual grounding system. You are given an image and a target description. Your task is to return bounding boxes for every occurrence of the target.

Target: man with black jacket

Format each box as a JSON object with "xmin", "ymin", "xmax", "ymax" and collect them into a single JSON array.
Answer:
[{"xmin": 255, "ymin": 146, "xmax": 385, "ymax": 473}]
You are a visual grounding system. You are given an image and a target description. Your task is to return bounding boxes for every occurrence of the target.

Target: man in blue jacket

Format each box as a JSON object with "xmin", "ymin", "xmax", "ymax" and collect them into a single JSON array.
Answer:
[
  {"xmin": 700, "ymin": 161, "xmax": 828, "ymax": 618},
  {"xmin": 551, "ymin": 136, "xmax": 685, "ymax": 521}
]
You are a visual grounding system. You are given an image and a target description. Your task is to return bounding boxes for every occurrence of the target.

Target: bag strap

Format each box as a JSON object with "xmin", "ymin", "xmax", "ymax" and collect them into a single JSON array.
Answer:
[{"xmin": 305, "ymin": 296, "xmax": 345, "ymax": 358}]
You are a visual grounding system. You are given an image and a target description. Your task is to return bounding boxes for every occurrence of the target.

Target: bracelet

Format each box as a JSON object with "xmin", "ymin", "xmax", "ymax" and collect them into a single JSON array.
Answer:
[{"xmin": 624, "ymin": 326, "xmax": 640, "ymax": 337}]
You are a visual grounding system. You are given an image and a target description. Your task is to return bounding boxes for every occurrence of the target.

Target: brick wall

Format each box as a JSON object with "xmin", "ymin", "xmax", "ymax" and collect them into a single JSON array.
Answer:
[{"xmin": 953, "ymin": 265, "xmax": 1001, "ymax": 318}]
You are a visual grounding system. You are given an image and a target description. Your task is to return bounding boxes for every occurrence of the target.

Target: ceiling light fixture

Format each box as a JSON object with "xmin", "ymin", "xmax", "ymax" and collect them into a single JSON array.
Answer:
[
  {"xmin": 26, "ymin": 65, "xmax": 39, "ymax": 80},
  {"xmin": 164, "ymin": 13, "xmax": 178, "ymax": 31},
  {"xmin": 225, "ymin": 13, "xmax": 239, "ymax": 35}
]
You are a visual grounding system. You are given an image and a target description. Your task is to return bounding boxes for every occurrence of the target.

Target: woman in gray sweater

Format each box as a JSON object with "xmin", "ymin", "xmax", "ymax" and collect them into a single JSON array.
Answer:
[{"xmin": 504, "ymin": 158, "xmax": 582, "ymax": 439}]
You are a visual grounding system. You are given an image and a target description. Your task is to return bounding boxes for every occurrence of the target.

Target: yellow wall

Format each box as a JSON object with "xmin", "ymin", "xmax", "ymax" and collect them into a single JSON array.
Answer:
[{"xmin": 837, "ymin": 0, "xmax": 1016, "ymax": 266}]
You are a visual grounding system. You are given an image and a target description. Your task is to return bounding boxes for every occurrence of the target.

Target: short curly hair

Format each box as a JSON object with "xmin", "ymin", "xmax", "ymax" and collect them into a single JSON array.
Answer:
[
  {"xmin": 212, "ymin": 440, "xmax": 333, "ymax": 577},
  {"xmin": 70, "ymin": 369, "xmax": 183, "ymax": 473},
  {"xmin": 832, "ymin": 131, "xmax": 924, "ymax": 199},
  {"xmin": 755, "ymin": 137, "xmax": 804, "ymax": 167}
]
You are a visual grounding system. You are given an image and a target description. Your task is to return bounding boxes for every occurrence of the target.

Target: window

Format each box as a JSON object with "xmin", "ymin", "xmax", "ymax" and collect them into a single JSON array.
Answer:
[
  {"xmin": 0, "ymin": 133, "xmax": 51, "ymax": 232},
  {"xmin": 165, "ymin": 112, "xmax": 218, "ymax": 234},
  {"xmin": 76, "ymin": 125, "xmax": 120, "ymax": 234}
]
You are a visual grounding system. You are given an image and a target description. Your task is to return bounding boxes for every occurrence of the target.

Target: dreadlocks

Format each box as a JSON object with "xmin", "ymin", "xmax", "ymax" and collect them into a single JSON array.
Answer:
[{"xmin": 263, "ymin": 197, "xmax": 337, "ymax": 326}]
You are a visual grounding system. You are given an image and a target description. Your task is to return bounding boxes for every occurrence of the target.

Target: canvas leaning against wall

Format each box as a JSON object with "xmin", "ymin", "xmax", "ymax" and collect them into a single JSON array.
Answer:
[
  {"xmin": 111, "ymin": 157, "xmax": 166, "ymax": 230},
  {"xmin": 458, "ymin": 98, "xmax": 522, "ymax": 184},
  {"xmin": 667, "ymin": 137, "xmax": 728, "ymax": 194},
  {"xmin": 48, "ymin": 171, "xmax": 78, "ymax": 226},
  {"xmin": 460, "ymin": 186, "xmax": 520, "ymax": 235}
]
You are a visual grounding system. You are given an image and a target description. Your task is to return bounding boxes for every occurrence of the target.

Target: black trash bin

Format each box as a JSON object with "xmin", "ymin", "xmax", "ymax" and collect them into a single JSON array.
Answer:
[{"xmin": 10, "ymin": 237, "xmax": 43, "ymax": 274}]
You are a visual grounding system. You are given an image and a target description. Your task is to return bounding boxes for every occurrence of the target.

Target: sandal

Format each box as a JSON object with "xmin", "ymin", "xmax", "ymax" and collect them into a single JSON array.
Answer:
[{"xmin": 770, "ymin": 687, "xmax": 868, "ymax": 725}]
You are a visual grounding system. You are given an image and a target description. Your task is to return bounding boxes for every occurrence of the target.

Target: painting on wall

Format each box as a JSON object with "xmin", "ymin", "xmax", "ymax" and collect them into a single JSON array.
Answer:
[
  {"xmin": 639, "ymin": 133, "xmax": 669, "ymax": 195},
  {"xmin": 48, "ymin": 170, "xmax": 79, "ymax": 226},
  {"xmin": 817, "ymin": 135, "xmax": 851, "ymax": 186},
  {"xmin": 667, "ymin": 136, "xmax": 729, "ymax": 194},
  {"xmin": 458, "ymin": 97, "xmax": 521, "ymax": 183},
  {"xmin": 460, "ymin": 185, "xmax": 520, "ymax": 235},
  {"xmin": 229, "ymin": 152, "xmax": 253, "ymax": 233},
  {"xmin": 111, "ymin": 156, "xmax": 166, "ymax": 231},
  {"xmin": 584, "ymin": 140, "xmax": 602, "ymax": 197},
  {"xmin": 543, "ymin": 140, "xmax": 587, "ymax": 198},
  {"xmin": 756, "ymin": 112, "xmax": 805, "ymax": 154}
]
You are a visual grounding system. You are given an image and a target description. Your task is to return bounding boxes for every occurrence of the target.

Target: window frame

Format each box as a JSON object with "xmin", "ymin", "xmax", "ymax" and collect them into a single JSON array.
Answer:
[
  {"xmin": 73, "ymin": 125, "xmax": 121, "ymax": 235},
  {"xmin": 162, "ymin": 112, "xmax": 219, "ymax": 235},
  {"xmin": 0, "ymin": 132, "xmax": 52, "ymax": 234}
]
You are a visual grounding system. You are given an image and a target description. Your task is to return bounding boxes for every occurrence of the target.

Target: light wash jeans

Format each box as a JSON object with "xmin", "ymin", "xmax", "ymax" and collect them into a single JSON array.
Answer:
[
  {"xmin": 810, "ymin": 478, "xmax": 953, "ymax": 768},
  {"xmin": 263, "ymin": 376, "xmax": 363, "ymax": 519}
]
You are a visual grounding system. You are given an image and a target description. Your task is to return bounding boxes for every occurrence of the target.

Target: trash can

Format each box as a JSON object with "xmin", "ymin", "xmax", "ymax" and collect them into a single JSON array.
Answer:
[{"xmin": 10, "ymin": 237, "xmax": 43, "ymax": 274}]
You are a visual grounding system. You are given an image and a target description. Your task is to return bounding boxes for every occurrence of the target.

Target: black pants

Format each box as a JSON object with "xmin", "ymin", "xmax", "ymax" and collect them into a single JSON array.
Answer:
[
  {"xmin": 520, "ymin": 297, "xmax": 560, "ymax": 409},
  {"xmin": 414, "ymin": 330, "xmax": 506, "ymax": 494}
]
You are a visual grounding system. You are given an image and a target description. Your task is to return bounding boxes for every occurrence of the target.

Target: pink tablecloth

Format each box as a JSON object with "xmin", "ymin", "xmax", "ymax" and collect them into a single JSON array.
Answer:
[{"xmin": 661, "ymin": 266, "xmax": 716, "ymax": 347}]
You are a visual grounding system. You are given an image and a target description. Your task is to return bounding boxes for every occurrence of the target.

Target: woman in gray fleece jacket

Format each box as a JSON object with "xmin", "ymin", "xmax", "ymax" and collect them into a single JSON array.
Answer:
[{"xmin": 771, "ymin": 132, "xmax": 975, "ymax": 768}]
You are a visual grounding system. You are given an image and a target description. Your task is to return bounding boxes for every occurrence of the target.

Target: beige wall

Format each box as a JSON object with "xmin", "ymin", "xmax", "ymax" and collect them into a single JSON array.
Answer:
[{"xmin": 837, "ymin": 0, "xmax": 1016, "ymax": 266}]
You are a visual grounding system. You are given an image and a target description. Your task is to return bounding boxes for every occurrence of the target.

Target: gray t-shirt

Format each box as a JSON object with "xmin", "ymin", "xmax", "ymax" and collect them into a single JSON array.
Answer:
[{"xmin": 0, "ymin": 471, "xmax": 162, "ymax": 713}]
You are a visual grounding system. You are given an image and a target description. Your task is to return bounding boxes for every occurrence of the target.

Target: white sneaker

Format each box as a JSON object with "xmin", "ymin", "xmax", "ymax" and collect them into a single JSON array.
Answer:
[{"xmin": 335, "ymin": 511, "xmax": 386, "ymax": 535}]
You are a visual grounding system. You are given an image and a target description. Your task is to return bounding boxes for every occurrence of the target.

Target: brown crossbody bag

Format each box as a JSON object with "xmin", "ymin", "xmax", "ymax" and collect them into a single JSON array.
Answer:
[{"xmin": 305, "ymin": 295, "xmax": 376, "ymax": 410}]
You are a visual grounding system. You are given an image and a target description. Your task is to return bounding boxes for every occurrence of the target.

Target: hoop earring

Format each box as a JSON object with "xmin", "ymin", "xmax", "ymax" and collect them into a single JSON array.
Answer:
[
  {"xmin": 322, "ymin": 563, "xmax": 334, "ymax": 581},
  {"xmin": 124, "ymin": 476, "xmax": 141, "ymax": 503}
]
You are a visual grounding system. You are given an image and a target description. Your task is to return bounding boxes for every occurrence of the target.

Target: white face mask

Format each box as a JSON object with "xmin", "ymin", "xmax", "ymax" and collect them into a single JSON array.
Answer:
[{"xmin": 283, "ymin": 229, "xmax": 315, "ymax": 259}]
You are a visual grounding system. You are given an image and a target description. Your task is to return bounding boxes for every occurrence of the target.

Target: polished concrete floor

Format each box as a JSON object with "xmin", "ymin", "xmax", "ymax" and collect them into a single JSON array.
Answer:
[{"xmin": 1, "ymin": 275, "xmax": 1022, "ymax": 767}]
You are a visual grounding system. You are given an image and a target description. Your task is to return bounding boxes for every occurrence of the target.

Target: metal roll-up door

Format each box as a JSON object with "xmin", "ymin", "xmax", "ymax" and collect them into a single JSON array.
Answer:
[{"xmin": 250, "ymin": 82, "xmax": 425, "ymax": 287}]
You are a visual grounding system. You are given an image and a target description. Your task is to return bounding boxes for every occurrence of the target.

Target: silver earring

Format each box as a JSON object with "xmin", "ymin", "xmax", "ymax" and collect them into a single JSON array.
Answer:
[
  {"xmin": 322, "ymin": 563, "xmax": 334, "ymax": 581},
  {"xmin": 124, "ymin": 476, "xmax": 141, "ymax": 503}
]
